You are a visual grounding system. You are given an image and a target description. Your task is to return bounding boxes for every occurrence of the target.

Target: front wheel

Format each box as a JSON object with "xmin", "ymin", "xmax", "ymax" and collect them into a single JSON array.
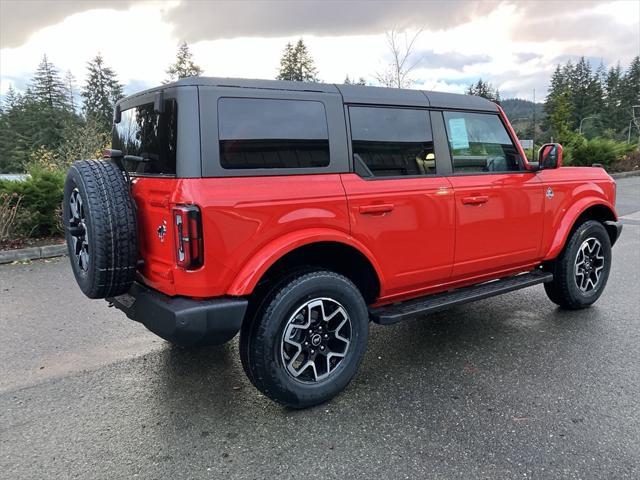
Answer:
[
  {"xmin": 239, "ymin": 270, "xmax": 369, "ymax": 408},
  {"xmin": 544, "ymin": 220, "xmax": 612, "ymax": 309}
]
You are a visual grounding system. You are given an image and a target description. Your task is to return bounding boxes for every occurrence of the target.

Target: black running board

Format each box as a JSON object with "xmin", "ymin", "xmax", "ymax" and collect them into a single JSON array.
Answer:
[{"xmin": 369, "ymin": 270, "xmax": 553, "ymax": 325}]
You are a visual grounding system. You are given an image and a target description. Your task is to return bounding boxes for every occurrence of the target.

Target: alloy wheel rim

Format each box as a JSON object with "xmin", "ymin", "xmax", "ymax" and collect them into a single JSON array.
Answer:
[
  {"xmin": 574, "ymin": 237, "xmax": 604, "ymax": 293},
  {"xmin": 68, "ymin": 188, "xmax": 90, "ymax": 273},
  {"xmin": 280, "ymin": 297, "xmax": 352, "ymax": 383}
]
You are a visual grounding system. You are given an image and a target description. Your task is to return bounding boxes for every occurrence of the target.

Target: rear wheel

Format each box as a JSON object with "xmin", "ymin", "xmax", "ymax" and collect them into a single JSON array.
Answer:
[
  {"xmin": 544, "ymin": 220, "xmax": 612, "ymax": 309},
  {"xmin": 239, "ymin": 270, "xmax": 369, "ymax": 408}
]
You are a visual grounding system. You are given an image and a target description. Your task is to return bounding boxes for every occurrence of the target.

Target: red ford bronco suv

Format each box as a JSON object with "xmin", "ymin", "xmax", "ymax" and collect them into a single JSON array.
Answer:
[{"xmin": 64, "ymin": 77, "xmax": 622, "ymax": 408}]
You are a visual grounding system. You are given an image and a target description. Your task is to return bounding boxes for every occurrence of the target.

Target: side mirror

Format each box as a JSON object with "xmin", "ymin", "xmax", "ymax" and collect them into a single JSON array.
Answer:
[{"xmin": 537, "ymin": 143, "xmax": 563, "ymax": 169}]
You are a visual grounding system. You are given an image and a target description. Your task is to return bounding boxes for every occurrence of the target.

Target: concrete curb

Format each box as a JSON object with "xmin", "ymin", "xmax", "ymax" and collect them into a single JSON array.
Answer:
[
  {"xmin": 0, "ymin": 243, "xmax": 67, "ymax": 264},
  {"xmin": 611, "ymin": 170, "xmax": 640, "ymax": 179}
]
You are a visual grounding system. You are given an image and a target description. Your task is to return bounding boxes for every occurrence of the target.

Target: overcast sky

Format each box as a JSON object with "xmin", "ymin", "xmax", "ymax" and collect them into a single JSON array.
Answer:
[{"xmin": 0, "ymin": 0, "xmax": 638, "ymax": 101}]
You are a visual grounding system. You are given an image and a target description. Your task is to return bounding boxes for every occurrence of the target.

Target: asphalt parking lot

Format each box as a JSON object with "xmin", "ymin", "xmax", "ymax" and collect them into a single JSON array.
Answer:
[{"xmin": 1, "ymin": 176, "xmax": 639, "ymax": 479}]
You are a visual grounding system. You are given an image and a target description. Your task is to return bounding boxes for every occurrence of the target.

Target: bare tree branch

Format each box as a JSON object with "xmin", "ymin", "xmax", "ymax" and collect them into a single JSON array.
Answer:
[{"xmin": 375, "ymin": 27, "xmax": 423, "ymax": 89}]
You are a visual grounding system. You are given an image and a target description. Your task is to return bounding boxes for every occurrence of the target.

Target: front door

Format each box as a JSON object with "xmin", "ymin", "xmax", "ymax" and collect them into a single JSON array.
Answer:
[
  {"xmin": 441, "ymin": 110, "xmax": 544, "ymax": 279},
  {"xmin": 342, "ymin": 106, "xmax": 455, "ymax": 300}
]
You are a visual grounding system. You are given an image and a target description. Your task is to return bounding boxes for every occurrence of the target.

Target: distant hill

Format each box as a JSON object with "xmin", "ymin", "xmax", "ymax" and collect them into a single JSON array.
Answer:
[
  {"xmin": 501, "ymin": 98, "xmax": 545, "ymax": 123},
  {"xmin": 500, "ymin": 98, "xmax": 547, "ymax": 142}
]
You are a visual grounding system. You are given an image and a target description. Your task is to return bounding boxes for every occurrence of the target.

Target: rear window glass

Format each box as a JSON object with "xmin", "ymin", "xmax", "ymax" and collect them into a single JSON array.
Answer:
[
  {"xmin": 112, "ymin": 100, "xmax": 178, "ymax": 175},
  {"xmin": 218, "ymin": 98, "xmax": 330, "ymax": 169}
]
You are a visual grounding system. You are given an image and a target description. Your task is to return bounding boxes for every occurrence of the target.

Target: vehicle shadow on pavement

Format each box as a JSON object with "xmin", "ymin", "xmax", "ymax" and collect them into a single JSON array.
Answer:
[{"xmin": 142, "ymin": 291, "xmax": 608, "ymax": 421}]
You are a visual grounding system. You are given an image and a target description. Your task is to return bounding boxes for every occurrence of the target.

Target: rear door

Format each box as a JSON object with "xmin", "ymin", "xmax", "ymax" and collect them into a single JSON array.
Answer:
[
  {"xmin": 440, "ymin": 110, "xmax": 544, "ymax": 279},
  {"xmin": 341, "ymin": 106, "xmax": 455, "ymax": 300}
]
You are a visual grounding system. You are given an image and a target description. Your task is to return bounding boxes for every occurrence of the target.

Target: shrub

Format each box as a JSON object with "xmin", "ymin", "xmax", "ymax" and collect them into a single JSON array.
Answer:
[
  {"xmin": 0, "ymin": 193, "xmax": 23, "ymax": 242},
  {"xmin": 566, "ymin": 137, "xmax": 636, "ymax": 167},
  {"xmin": 0, "ymin": 166, "xmax": 65, "ymax": 237}
]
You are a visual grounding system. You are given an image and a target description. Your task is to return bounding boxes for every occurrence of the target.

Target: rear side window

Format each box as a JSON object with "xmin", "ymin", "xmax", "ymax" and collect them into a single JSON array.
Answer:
[
  {"xmin": 112, "ymin": 100, "xmax": 178, "ymax": 175},
  {"xmin": 349, "ymin": 107, "xmax": 436, "ymax": 177},
  {"xmin": 443, "ymin": 111, "xmax": 522, "ymax": 173},
  {"xmin": 218, "ymin": 98, "xmax": 330, "ymax": 169}
]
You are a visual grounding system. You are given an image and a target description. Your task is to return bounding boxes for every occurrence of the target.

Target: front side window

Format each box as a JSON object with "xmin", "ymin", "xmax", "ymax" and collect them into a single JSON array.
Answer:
[
  {"xmin": 443, "ymin": 111, "xmax": 522, "ymax": 173},
  {"xmin": 349, "ymin": 107, "xmax": 436, "ymax": 177},
  {"xmin": 218, "ymin": 98, "xmax": 330, "ymax": 169},
  {"xmin": 112, "ymin": 100, "xmax": 178, "ymax": 175}
]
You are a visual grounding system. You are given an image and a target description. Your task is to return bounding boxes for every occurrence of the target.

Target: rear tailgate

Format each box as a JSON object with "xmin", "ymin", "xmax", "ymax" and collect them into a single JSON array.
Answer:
[{"xmin": 131, "ymin": 178, "xmax": 178, "ymax": 295}]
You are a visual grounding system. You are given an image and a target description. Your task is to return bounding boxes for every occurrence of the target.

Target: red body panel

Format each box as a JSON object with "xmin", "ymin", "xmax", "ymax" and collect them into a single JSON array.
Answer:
[
  {"xmin": 131, "ymin": 114, "xmax": 618, "ymax": 306},
  {"xmin": 340, "ymin": 173, "xmax": 455, "ymax": 298},
  {"xmin": 447, "ymin": 172, "xmax": 544, "ymax": 278},
  {"xmin": 132, "ymin": 174, "xmax": 352, "ymax": 298}
]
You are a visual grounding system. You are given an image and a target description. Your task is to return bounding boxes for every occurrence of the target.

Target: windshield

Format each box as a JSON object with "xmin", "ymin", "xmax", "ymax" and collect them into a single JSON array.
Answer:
[{"xmin": 112, "ymin": 100, "xmax": 178, "ymax": 175}]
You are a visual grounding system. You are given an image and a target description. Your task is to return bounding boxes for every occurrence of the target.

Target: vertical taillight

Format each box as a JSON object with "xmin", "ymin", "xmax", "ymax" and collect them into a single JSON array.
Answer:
[{"xmin": 172, "ymin": 205, "xmax": 203, "ymax": 269}]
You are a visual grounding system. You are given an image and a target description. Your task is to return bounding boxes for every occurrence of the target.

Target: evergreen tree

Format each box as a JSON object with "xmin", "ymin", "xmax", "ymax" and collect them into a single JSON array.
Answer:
[
  {"xmin": 466, "ymin": 79, "xmax": 500, "ymax": 102},
  {"xmin": 28, "ymin": 55, "xmax": 75, "ymax": 151},
  {"xmin": 622, "ymin": 56, "xmax": 640, "ymax": 137},
  {"xmin": 568, "ymin": 57, "xmax": 603, "ymax": 134},
  {"xmin": 64, "ymin": 70, "xmax": 78, "ymax": 114},
  {"xmin": 602, "ymin": 63, "xmax": 625, "ymax": 137},
  {"xmin": 277, "ymin": 39, "xmax": 318, "ymax": 82},
  {"xmin": 2, "ymin": 85, "xmax": 22, "ymax": 111},
  {"xmin": 548, "ymin": 90, "xmax": 576, "ymax": 145},
  {"xmin": 344, "ymin": 75, "xmax": 366, "ymax": 85},
  {"xmin": 81, "ymin": 54, "xmax": 125, "ymax": 133},
  {"xmin": 30, "ymin": 55, "xmax": 69, "ymax": 111},
  {"xmin": 0, "ymin": 86, "xmax": 31, "ymax": 172},
  {"xmin": 165, "ymin": 42, "xmax": 203, "ymax": 82}
]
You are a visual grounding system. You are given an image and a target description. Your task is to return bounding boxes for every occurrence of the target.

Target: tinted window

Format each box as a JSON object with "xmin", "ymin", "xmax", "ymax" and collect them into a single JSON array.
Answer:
[
  {"xmin": 443, "ymin": 111, "xmax": 522, "ymax": 173},
  {"xmin": 218, "ymin": 98, "xmax": 330, "ymax": 169},
  {"xmin": 349, "ymin": 107, "xmax": 436, "ymax": 177},
  {"xmin": 112, "ymin": 100, "xmax": 177, "ymax": 175}
]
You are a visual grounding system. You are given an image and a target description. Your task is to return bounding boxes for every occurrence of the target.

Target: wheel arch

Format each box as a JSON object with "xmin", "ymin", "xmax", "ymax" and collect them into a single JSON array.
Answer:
[
  {"xmin": 544, "ymin": 200, "xmax": 618, "ymax": 261},
  {"xmin": 227, "ymin": 229, "xmax": 383, "ymax": 304}
]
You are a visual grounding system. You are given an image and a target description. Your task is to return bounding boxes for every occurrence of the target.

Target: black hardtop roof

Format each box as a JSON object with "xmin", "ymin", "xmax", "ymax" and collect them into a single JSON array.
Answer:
[{"xmin": 122, "ymin": 76, "xmax": 498, "ymax": 112}]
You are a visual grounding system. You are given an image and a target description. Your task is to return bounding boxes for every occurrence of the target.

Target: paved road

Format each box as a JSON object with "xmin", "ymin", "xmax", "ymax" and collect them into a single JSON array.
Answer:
[{"xmin": 1, "ymin": 177, "xmax": 639, "ymax": 479}]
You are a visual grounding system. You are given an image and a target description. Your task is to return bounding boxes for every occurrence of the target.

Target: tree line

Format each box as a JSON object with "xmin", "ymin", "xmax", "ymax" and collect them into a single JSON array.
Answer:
[
  {"xmin": 1, "ymin": 38, "xmax": 638, "ymax": 174},
  {"xmin": 0, "ymin": 42, "xmax": 204, "ymax": 173},
  {"xmin": 544, "ymin": 56, "xmax": 640, "ymax": 144}
]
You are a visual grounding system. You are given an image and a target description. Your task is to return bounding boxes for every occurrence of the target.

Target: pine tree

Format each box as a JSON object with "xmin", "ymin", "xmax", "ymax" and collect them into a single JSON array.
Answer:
[
  {"xmin": 548, "ymin": 90, "xmax": 576, "ymax": 145},
  {"xmin": 30, "ymin": 55, "xmax": 69, "ymax": 111},
  {"xmin": 344, "ymin": 75, "xmax": 366, "ymax": 85},
  {"xmin": 2, "ymin": 85, "xmax": 21, "ymax": 111},
  {"xmin": 622, "ymin": 56, "xmax": 640, "ymax": 134},
  {"xmin": 28, "ymin": 55, "xmax": 75, "ymax": 151},
  {"xmin": 165, "ymin": 42, "xmax": 203, "ymax": 82},
  {"xmin": 0, "ymin": 86, "xmax": 31, "ymax": 172},
  {"xmin": 466, "ymin": 79, "xmax": 500, "ymax": 102},
  {"xmin": 64, "ymin": 70, "xmax": 78, "ymax": 114},
  {"xmin": 277, "ymin": 39, "xmax": 318, "ymax": 82},
  {"xmin": 569, "ymin": 57, "xmax": 602, "ymax": 133},
  {"xmin": 602, "ymin": 63, "xmax": 625, "ymax": 137},
  {"xmin": 81, "ymin": 54, "xmax": 125, "ymax": 133}
]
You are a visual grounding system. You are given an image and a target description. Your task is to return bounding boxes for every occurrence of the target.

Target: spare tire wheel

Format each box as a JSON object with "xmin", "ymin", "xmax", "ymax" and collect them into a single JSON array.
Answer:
[{"xmin": 63, "ymin": 159, "xmax": 138, "ymax": 299}]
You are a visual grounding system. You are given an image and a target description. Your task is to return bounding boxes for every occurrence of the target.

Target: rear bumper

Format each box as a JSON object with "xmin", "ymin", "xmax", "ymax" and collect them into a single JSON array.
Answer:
[
  {"xmin": 107, "ymin": 282, "xmax": 248, "ymax": 346},
  {"xmin": 604, "ymin": 220, "xmax": 623, "ymax": 246}
]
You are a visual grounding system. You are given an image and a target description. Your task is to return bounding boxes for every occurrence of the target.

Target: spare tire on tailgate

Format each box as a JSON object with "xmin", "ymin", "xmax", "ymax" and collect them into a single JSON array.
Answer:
[{"xmin": 63, "ymin": 159, "xmax": 138, "ymax": 299}]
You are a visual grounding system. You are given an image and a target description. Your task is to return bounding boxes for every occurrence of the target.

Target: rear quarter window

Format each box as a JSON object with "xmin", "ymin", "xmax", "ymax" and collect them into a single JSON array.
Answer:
[
  {"xmin": 218, "ymin": 98, "xmax": 330, "ymax": 169},
  {"xmin": 112, "ymin": 100, "xmax": 178, "ymax": 175}
]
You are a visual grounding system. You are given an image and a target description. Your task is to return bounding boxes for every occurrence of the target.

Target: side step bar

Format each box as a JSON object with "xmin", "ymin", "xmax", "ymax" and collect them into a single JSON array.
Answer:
[{"xmin": 369, "ymin": 270, "xmax": 553, "ymax": 325}]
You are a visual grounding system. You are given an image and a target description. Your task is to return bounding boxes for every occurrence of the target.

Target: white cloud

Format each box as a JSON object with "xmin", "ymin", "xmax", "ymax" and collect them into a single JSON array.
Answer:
[{"xmin": 0, "ymin": 0, "xmax": 638, "ymax": 101}]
